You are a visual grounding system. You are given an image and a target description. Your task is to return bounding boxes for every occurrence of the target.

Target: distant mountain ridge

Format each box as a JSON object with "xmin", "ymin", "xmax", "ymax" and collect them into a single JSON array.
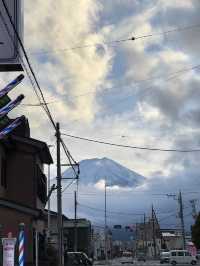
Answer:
[{"xmin": 62, "ymin": 157, "xmax": 146, "ymax": 187}]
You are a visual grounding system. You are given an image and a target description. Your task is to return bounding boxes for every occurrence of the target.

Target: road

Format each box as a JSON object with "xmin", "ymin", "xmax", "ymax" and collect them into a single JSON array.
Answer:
[
  {"xmin": 94, "ymin": 259, "xmax": 161, "ymax": 265},
  {"xmin": 94, "ymin": 259, "xmax": 200, "ymax": 266}
]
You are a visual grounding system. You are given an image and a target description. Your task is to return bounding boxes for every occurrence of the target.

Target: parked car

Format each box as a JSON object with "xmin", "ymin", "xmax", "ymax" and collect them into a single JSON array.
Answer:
[
  {"xmin": 169, "ymin": 250, "xmax": 197, "ymax": 265},
  {"xmin": 160, "ymin": 251, "xmax": 170, "ymax": 264},
  {"xmin": 120, "ymin": 251, "xmax": 134, "ymax": 264},
  {"xmin": 64, "ymin": 251, "xmax": 93, "ymax": 266},
  {"xmin": 196, "ymin": 250, "xmax": 200, "ymax": 260}
]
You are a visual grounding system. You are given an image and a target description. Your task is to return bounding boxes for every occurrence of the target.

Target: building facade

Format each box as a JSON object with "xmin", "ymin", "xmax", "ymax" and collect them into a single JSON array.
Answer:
[
  {"xmin": 136, "ymin": 211, "xmax": 162, "ymax": 258},
  {"xmin": 0, "ymin": 125, "xmax": 53, "ymax": 265},
  {"xmin": 63, "ymin": 218, "xmax": 92, "ymax": 256}
]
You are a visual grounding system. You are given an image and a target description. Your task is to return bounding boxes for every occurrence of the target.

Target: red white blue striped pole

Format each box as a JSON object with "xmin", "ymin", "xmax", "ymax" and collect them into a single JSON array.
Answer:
[{"xmin": 19, "ymin": 223, "xmax": 25, "ymax": 266}]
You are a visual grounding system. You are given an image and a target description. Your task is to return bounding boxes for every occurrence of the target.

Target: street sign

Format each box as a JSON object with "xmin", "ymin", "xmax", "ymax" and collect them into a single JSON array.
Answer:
[
  {"xmin": 2, "ymin": 237, "xmax": 16, "ymax": 266},
  {"xmin": 0, "ymin": 0, "xmax": 23, "ymax": 71}
]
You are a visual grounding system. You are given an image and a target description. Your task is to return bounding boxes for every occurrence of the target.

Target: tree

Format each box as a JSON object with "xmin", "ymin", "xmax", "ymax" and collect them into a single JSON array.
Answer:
[{"xmin": 191, "ymin": 213, "xmax": 200, "ymax": 249}]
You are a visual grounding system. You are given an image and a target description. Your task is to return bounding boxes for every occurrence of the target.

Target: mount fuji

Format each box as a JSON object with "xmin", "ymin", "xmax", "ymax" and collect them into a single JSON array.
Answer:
[{"xmin": 62, "ymin": 157, "xmax": 146, "ymax": 187}]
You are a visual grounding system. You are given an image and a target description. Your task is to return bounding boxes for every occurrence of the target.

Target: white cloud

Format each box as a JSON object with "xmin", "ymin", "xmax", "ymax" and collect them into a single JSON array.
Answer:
[
  {"xmin": 1, "ymin": 0, "xmax": 200, "ymax": 225},
  {"xmin": 24, "ymin": 0, "xmax": 113, "ymax": 123}
]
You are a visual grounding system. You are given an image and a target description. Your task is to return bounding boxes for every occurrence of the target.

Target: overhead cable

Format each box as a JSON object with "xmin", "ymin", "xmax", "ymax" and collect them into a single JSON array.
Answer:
[
  {"xmin": 78, "ymin": 203, "xmax": 143, "ymax": 216},
  {"xmin": 31, "ymin": 23, "xmax": 200, "ymax": 55},
  {"xmin": 61, "ymin": 133, "xmax": 200, "ymax": 153},
  {"xmin": 1, "ymin": 0, "xmax": 79, "ymax": 174}
]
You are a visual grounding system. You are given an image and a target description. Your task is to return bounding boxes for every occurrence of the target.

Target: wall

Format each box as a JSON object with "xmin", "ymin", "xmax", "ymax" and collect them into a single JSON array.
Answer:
[
  {"xmin": 6, "ymin": 149, "xmax": 36, "ymax": 209},
  {"xmin": 0, "ymin": 145, "xmax": 6, "ymax": 198}
]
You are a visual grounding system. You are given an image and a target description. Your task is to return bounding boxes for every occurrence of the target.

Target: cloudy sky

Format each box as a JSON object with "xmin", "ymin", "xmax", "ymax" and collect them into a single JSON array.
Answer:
[{"xmin": 1, "ymin": 0, "xmax": 200, "ymax": 229}]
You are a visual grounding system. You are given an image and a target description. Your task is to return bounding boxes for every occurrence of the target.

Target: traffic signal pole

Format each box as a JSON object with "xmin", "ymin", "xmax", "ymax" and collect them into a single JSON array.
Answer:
[{"xmin": 56, "ymin": 122, "xmax": 63, "ymax": 266}]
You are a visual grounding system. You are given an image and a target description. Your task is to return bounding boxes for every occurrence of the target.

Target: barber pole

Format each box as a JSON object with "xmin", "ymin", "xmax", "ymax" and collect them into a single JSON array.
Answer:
[{"xmin": 19, "ymin": 223, "xmax": 25, "ymax": 266}]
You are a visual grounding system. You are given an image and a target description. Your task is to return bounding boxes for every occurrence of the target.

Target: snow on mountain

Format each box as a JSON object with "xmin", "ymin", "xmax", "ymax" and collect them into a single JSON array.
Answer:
[{"xmin": 62, "ymin": 157, "xmax": 146, "ymax": 187}]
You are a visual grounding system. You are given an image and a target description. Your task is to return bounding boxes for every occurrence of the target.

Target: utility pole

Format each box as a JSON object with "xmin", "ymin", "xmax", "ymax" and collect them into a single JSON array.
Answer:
[
  {"xmin": 152, "ymin": 206, "xmax": 157, "ymax": 259},
  {"xmin": 104, "ymin": 178, "xmax": 108, "ymax": 263},
  {"xmin": 190, "ymin": 199, "xmax": 198, "ymax": 220},
  {"xmin": 178, "ymin": 191, "xmax": 186, "ymax": 249},
  {"xmin": 56, "ymin": 122, "xmax": 63, "ymax": 266},
  {"xmin": 135, "ymin": 223, "xmax": 138, "ymax": 257},
  {"xmin": 74, "ymin": 190, "xmax": 78, "ymax": 252},
  {"xmin": 144, "ymin": 214, "xmax": 146, "ymax": 255},
  {"xmin": 47, "ymin": 145, "xmax": 54, "ymax": 239},
  {"xmin": 47, "ymin": 163, "xmax": 51, "ymax": 238}
]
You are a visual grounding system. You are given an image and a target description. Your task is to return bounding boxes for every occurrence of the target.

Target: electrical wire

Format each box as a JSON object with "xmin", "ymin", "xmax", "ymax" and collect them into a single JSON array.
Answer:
[
  {"xmin": 61, "ymin": 133, "xmax": 200, "ymax": 153},
  {"xmin": 31, "ymin": 23, "xmax": 200, "ymax": 55},
  {"xmin": 0, "ymin": 0, "xmax": 55, "ymax": 127},
  {"xmin": 62, "ymin": 179, "xmax": 76, "ymax": 193},
  {"xmin": 19, "ymin": 62, "xmax": 200, "ymax": 109},
  {"xmin": 1, "ymin": 0, "xmax": 79, "ymax": 176},
  {"xmin": 78, "ymin": 202, "xmax": 144, "ymax": 216}
]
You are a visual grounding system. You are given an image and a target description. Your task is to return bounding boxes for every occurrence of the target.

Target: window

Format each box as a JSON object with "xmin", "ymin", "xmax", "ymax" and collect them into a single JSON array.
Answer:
[
  {"xmin": 1, "ymin": 157, "xmax": 7, "ymax": 188},
  {"xmin": 178, "ymin": 251, "xmax": 184, "ymax": 256},
  {"xmin": 184, "ymin": 252, "xmax": 191, "ymax": 256},
  {"xmin": 36, "ymin": 165, "xmax": 47, "ymax": 204},
  {"xmin": 171, "ymin": 252, "xmax": 176, "ymax": 256}
]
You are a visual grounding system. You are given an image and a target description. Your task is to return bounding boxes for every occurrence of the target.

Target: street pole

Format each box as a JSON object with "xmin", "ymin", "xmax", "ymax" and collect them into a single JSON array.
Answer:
[
  {"xmin": 104, "ymin": 178, "xmax": 108, "ymax": 263},
  {"xmin": 135, "ymin": 223, "xmax": 138, "ymax": 257},
  {"xmin": 56, "ymin": 122, "xmax": 63, "ymax": 266},
  {"xmin": 190, "ymin": 199, "xmax": 198, "ymax": 220},
  {"xmin": 178, "ymin": 191, "xmax": 186, "ymax": 249},
  {"xmin": 74, "ymin": 190, "xmax": 78, "ymax": 252},
  {"xmin": 144, "ymin": 214, "xmax": 146, "ymax": 254},
  {"xmin": 47, "ymin": 163, "xmax": 51, "ymax": 239},
  {"xmin": 152, "ymin": 206, "xmax": 157, "ymax": 259}
]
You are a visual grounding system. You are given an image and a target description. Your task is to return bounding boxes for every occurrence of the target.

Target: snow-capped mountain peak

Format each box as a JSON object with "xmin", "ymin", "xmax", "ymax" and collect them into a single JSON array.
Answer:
[{"xmin": 62, "ymin": 157, "xmax": 146, "ymax": 188}]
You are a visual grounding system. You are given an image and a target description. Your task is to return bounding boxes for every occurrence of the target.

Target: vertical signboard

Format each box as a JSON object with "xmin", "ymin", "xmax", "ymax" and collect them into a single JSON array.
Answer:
[
  {"xmin": 2, "ymin": 238, "xmax": 16, "ymax": 266},
  {"xmin": 0, "ymin": 0, "xmax": 23, "ymax": 72}
]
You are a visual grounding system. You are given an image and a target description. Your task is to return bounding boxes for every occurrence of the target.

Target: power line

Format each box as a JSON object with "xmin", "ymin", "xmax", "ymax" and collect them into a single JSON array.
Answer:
[
  {"xmin": 61, "ymin": 133, "xmax": 200, "ymax": 153},
  {"xmin": 0, "ymin": 0, "xmax": 55, "ymax": 128},
  {"xmin": 19, "ymin": 63, "xmax": 200, "ymax": 109},
  {"xmin": 78, "ymin": 202, "xmax": 144, "ymax": 216},
  {"xmin": 62, "ymin": 180, "xmax": 76, "ymax": 193},
  {"xmin": 31, "ymin": 23, "xmax": 200, "ymax": 55},
  {"xmin": 78, "ymin": 202, "xmax": 181, "ymax": 217},
  {"xmin": 0, "ymin": 0, "xmax": 79, "ymax": 180},
  {"xmin": 60, "ymin": 190, "xmax": 200, "ymax": 198}
]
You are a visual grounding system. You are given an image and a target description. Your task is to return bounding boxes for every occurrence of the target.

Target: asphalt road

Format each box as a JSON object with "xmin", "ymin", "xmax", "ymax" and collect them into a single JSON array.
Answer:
[
  {"xmin": 94, "ymin": 260, "xmax": 200, "ymax": 266},
  {"xmin": 94, "ymin": 259, "xmax": 160, "ymax": 265}
]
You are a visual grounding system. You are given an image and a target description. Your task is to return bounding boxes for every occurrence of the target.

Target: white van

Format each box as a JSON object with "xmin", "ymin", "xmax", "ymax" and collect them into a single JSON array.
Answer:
[
  {"xmin": 160, "ymin": 251, "xmax": 170, "ymax": 264},
  {"xmin": 169, "ymin": 250, "xmax": 197, "ymax": 265},
  {"xmin": 120, "ymin": 251, "xmax": 133, "ymax": 264}
]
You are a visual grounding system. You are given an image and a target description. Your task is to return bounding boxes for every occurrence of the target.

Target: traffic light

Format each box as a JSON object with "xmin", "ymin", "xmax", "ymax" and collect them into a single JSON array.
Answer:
[{"xmin": 0, "ymin": 74, "xmax": 25, "ymax": 139}]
